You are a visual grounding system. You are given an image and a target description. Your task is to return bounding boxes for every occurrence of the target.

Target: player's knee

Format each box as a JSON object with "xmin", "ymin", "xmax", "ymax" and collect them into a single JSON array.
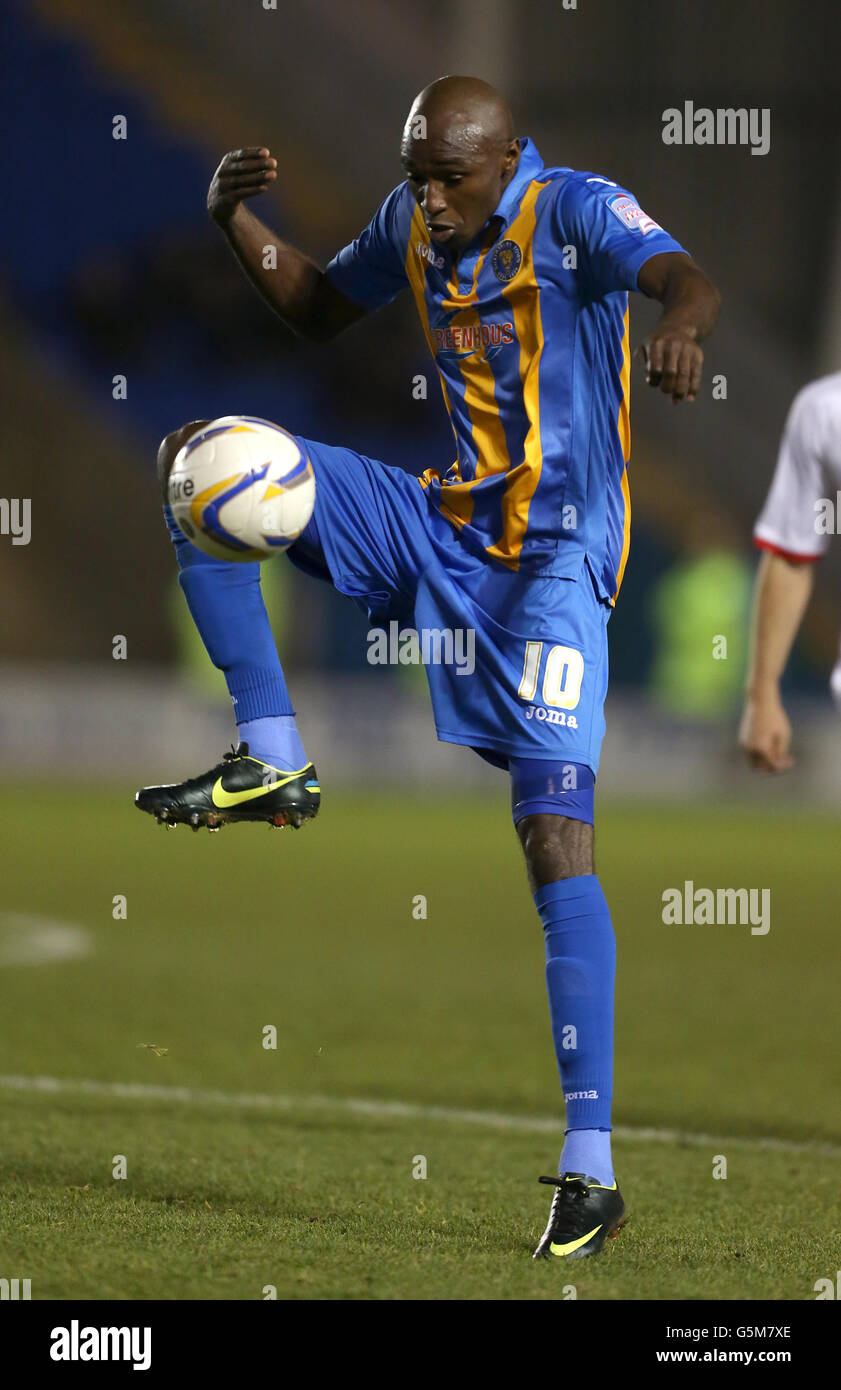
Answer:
[
  {"xmin": 517, "ymin": 812, "xmax": 594, "ymax": 888},
  {"xmin": 156, "ymin": 420, "xmax": 210, "ymax": 503}
]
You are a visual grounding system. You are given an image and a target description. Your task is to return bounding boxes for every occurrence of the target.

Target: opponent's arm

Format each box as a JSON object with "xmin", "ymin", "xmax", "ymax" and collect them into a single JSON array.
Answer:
[
  {"xmin": 208, "ymin": 146, "xmax": 365, "ymax": 342},
  {"xmin": 738, "ymin": 551, "xmax": 815, "ymax": 771},
  {"xmin": 636, "ymin": 252, "xmax": 722, "ymax": 403}
]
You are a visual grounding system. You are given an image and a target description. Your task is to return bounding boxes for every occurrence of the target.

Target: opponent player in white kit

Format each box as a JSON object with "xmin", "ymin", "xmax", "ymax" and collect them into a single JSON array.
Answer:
[{"xmin": 739, "ymin": 373, "xmax": 841, "ymax": 771}]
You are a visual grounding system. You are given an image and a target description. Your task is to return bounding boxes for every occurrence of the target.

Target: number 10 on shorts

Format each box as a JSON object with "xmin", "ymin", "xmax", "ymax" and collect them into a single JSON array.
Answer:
[{"xmin": 517, "ymin": 641, "xmax": 584, "ymax": 710}]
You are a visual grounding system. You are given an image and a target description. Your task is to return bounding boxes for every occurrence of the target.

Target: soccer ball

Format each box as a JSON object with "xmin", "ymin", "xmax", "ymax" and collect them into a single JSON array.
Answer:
[{"xmin": 167, "ymin": 416, "xmax": 315, "ymax": 561}]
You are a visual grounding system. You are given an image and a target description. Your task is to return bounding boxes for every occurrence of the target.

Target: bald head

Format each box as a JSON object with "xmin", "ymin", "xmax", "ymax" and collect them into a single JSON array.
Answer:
[
  {"xmin": 401, "ymin": 76, "xmax": 520, "ymax": 255},
  {"xmin": 407, "ymin": 75, "xmax": 515, "ymax": 152}
]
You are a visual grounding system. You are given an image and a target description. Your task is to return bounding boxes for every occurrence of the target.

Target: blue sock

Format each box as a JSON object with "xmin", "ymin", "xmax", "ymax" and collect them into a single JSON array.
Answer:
[
  {"xmin": 164, "ymin": 505, "xmax": 308, "ymax": 770},
  {"xmin": 560, "ymin": 1128, "xmax": 614, "ymax": 1185},
  {"xmin": 237, "ymin": 715, "xmax": 308, "ymax": 771},
  {"xmin": 534, "ymin": 875, "xmax": 616, "ymax": 1186}
]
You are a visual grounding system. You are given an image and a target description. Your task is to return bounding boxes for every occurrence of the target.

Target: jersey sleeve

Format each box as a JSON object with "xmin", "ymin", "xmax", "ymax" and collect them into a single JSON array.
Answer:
[
  {"xmin": 753, "ymin": 386, "xmax": 830, "ymax": 561},
  {"xmin": 324, "ymin": 183, "xmax": 410, "ymax": 312},
  {"xmin": 554, "ymin": 175, "xmax": 688, "ymax": 295}
]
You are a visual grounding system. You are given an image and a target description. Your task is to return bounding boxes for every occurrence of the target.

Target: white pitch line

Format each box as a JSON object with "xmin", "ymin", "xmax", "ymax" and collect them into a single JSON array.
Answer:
[{"xmin": 0, "ymin": 1074, "xmax": 838, "ymax": 1158}]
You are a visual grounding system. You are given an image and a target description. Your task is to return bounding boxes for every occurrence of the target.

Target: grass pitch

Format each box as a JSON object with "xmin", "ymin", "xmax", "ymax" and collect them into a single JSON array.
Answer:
[{"xmin": 1, "ymin": 784, "xmax": 839, "ymax": 1300}]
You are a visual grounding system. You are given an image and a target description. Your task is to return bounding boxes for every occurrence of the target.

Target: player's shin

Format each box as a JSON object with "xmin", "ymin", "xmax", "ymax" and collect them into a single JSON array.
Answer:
[
  {"xmin": 163, "ymin": 504, "xmax": 308, "ymax": 771},
  {"xmin": 535, "ymin": 874, "xmax": 616, "ymax": 1186}
]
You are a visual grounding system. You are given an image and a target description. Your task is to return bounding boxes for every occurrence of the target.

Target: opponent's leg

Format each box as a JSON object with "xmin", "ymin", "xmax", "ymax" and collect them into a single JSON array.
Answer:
[
  {"xmin": 512, "ymin": 762, "xmax": 625, "ymax": 1259},
  {"xmin": 135, "ymin": 422, "xmax": 319, "ymax": 831}
]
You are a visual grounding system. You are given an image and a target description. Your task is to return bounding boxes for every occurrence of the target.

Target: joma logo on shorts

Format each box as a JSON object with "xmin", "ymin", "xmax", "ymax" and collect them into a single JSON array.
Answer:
[{"xmin": 524, "ymin": 706, "xmax": 579, "ymax": 729}]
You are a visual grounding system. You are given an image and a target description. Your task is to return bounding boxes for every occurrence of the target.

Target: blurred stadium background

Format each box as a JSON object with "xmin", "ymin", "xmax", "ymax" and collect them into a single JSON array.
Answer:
[{"xmin": 2, "ymin": 0, "xmax": 841, "ymax": 797}]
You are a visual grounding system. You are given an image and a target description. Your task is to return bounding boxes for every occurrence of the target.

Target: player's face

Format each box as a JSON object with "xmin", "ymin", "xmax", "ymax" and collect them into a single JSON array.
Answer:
[{"xmin": 401, "ymin": 133, "xmax": 520, "ymax": 255}]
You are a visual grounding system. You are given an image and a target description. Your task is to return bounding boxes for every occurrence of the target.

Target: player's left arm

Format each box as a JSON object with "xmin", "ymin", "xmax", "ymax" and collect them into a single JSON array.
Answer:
[{"xmin": 636, "ymin": 252, "xmax": 722, "ymax": 403}]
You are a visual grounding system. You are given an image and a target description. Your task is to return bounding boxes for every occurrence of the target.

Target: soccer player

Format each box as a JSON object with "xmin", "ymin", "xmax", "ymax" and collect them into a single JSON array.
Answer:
[
  {"xmin": 136, "ymin": 77, "xmax": 721, "ymax": 1258},
  {"xmin": 740, "ymin": 373, "xmax": 841, "ymax": 771}
]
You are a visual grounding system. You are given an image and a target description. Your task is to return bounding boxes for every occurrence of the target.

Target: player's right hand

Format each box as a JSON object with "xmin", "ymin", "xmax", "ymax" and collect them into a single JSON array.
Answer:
[
  {"xmin": 207, "ymin": 147, "xmax": 277, "ymax": 224},
  {"xmin": 738, "ymin": 688, "xmax": 794, "ymax": 773}
]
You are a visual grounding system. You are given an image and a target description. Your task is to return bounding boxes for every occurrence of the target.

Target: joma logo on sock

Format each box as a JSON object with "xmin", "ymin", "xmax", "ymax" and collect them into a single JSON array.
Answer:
[
  {"xmin": 661, "ymin": 880, "xmax": 770, "ymax": 935},
  {"xmin": 563, "ymin": 1090, "xmax": 598, "ymax": 1102}
]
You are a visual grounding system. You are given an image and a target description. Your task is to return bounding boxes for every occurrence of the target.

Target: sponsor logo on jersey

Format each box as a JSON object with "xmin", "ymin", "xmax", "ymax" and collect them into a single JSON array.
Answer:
[
  {"xmin": 433, "ymin": 321, "xmax": 515, "ymax": 357},
  {"xmin": 607, "ymin": 194, "xmax": 662, "ymax": 235},
  {"xmin": 491, "ymin": 239, "xmax": 522, "ymax": 281}
]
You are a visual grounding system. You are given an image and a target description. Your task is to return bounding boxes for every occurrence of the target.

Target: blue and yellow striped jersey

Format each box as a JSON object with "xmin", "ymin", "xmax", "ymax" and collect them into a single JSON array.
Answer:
[{"xmin": 325, "ymin": 138, "xmax": 687, "ymax": 602}]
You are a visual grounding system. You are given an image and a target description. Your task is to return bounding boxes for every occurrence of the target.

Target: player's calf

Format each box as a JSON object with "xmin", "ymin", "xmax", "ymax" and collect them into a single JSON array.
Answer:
[{"xmin": 517, "ymin": 812, "xmax": 594, "ymax": 890}]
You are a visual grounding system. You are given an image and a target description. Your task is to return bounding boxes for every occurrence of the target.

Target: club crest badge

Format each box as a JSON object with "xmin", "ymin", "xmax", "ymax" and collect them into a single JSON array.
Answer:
[{"xmin": 491, "ymin": 239, "xmax": 522, "ymax": 281}]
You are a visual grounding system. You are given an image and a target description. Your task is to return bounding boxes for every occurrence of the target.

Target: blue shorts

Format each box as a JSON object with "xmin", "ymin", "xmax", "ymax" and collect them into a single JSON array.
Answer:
[{"xmin": 287, "ymin": 437, "xmax": 612, "ymax": 778}]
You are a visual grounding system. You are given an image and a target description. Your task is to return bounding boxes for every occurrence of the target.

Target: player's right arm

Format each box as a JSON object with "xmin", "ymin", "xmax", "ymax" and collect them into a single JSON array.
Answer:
[
  {"xmin": 739, "ymin": 553, "xmax": 814, "ymax": 771},
  {"xmin": 207, "ymin": 147, "xmax": 365, "ymax": 342}
]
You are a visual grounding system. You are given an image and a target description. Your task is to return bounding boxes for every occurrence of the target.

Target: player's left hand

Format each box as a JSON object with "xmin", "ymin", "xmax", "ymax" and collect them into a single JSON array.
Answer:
[{"xmin": 635, "ymin": 328, "xmax": 703, "ymax": 403}]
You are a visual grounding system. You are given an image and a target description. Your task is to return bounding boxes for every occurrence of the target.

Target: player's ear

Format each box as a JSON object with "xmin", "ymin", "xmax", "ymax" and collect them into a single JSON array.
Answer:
[{"xmin": 501, "ymin": 139, "xmax": 520, "ymax": 175}]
